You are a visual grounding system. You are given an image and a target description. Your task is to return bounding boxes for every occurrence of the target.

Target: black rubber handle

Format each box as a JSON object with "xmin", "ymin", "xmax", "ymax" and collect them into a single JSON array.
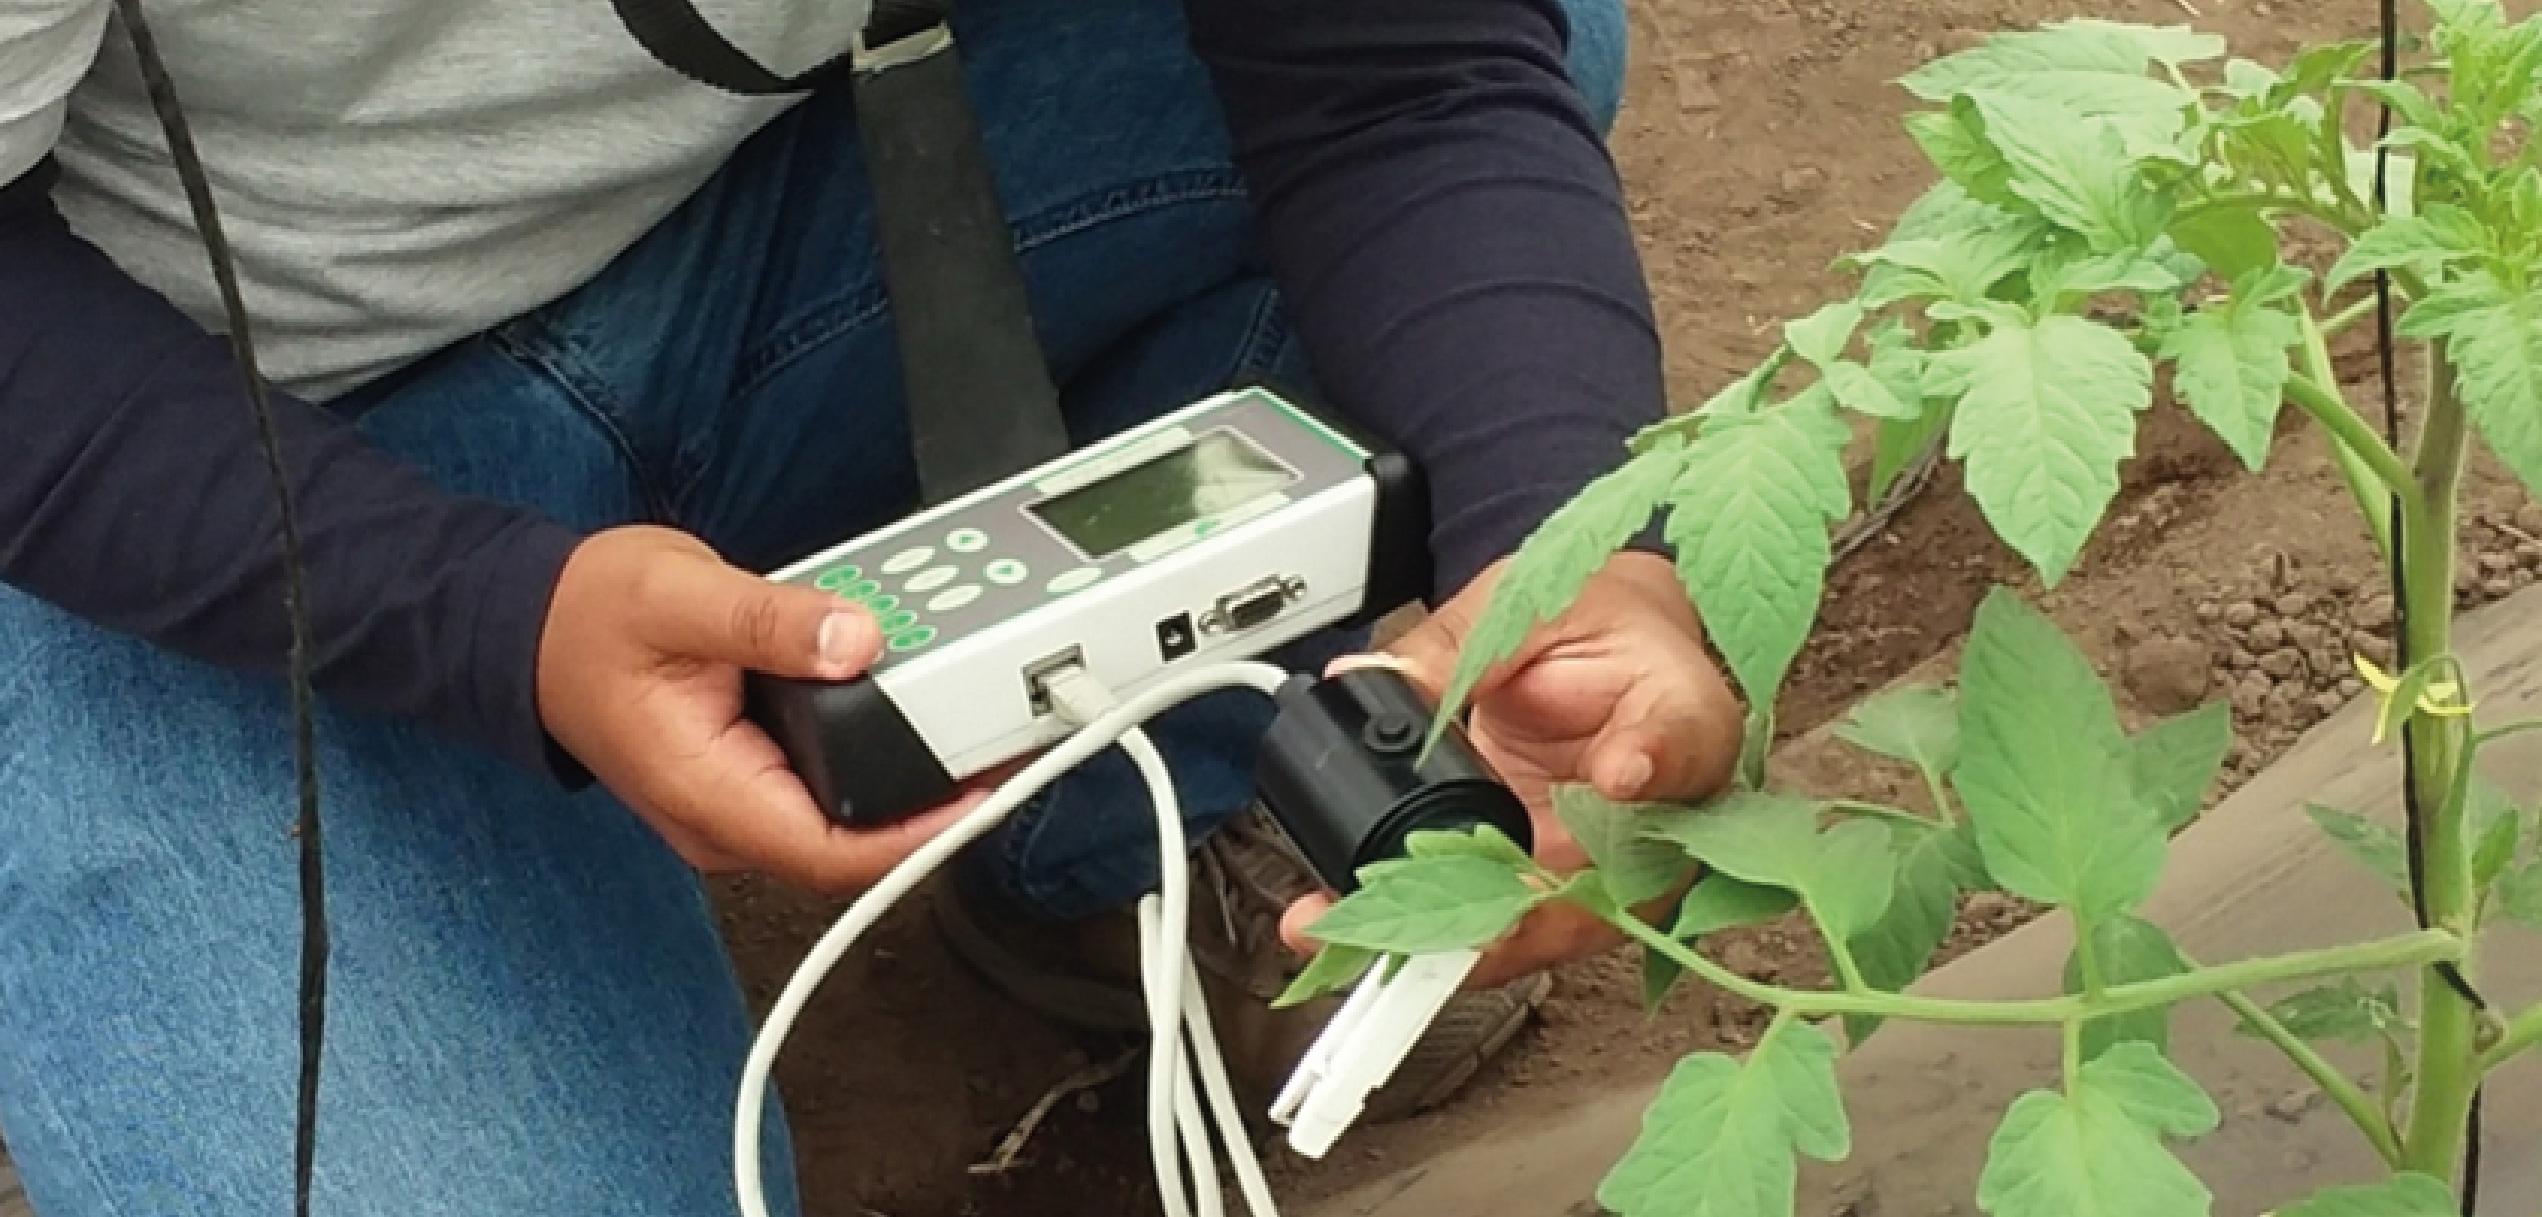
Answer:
[{"xmin": 1252, "ymin": 667, "xmax": 1532, "ymax": 894}]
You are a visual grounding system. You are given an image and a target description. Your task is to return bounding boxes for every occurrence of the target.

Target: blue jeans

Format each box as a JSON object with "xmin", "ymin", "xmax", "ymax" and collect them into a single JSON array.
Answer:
[{"xmin": 0, "ymin": 1, "xmax": 1625, "ymax": 1212}]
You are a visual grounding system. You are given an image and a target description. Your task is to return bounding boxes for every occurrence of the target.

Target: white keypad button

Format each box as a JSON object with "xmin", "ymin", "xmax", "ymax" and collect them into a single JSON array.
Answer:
[
  {"xmin": 1047, "ymin": 566, "xmax": 1103, "ymax": 595},
  {"xmin": 928, "ymin": 585, "xmax": 983, "ymax": 612},
  {"xmin": 946, "ymin": 527, "xmax": 989, "ymax": 553},
  {"xmin": 881, "ymin": 546, "xmax": 934, "ymax": 575},
  {"xmin": 905, "ymin": 565, "xmax": 959, "ymax": 593},
  {"xmin": 985, "ymin": 559, "xmax": 1028, "ymax": 586}
]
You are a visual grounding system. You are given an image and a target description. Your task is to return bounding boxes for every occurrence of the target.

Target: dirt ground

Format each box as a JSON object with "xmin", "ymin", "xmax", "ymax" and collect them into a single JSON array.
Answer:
[{"xmin": 708, "ymin": 1, "xmax": 2517, "ymax": 1213}]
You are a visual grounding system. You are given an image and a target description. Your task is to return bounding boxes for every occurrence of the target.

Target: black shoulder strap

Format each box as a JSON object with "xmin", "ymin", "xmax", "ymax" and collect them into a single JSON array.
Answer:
[{"xmin": 606, "ymin": 0, "xmax": 1072, "ymax": 507}]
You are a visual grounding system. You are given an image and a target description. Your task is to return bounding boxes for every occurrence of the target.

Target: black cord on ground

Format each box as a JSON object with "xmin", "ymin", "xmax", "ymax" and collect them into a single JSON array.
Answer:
[{"xmin": 108, "ymin": 4, "xmax": 329, "ymax": 1215}]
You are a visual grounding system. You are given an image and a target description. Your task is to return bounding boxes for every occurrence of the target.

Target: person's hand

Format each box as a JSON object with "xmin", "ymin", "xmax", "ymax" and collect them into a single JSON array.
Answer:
[
  {"xmin": 537, "ymin": 525, "xmax": 979, "ymax": 893},
  {"xmin": 1279, "ymin": 550, "xmax": 1743, "ymax": 989}
]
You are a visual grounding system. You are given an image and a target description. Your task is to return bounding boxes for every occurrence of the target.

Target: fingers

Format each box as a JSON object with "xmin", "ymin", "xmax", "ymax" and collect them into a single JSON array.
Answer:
[
  {"xmin": 658, "ymin": 718, "xmax": 975, "ymax": 894},
  {"xmin": 1466, "ymin": 903, "xmax": 1623, "ymax": 990},
  {"xmin": 1583, "ymin": 708, "xmax": 1740, "ymax": 804},
  {"xmin": 647, "ymin": 554, "xmax": 881, "ymax": 681}
]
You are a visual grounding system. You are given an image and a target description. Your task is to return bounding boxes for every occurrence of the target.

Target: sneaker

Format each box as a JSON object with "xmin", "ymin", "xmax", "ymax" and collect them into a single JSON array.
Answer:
[{"xmin": 932, "ymin": 804, "xmax": 1550, "ymax": 1125}]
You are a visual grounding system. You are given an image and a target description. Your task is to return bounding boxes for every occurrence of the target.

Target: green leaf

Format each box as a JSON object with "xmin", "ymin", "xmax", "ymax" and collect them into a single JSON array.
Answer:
[
  {"xmin": 2496, "ymin": 861, "xmax": 2542, "ymax": 928},
  {"xmin": 1552, "ymin": 786, "xmax": 1693, "ymax": 909},
  {"xmin": 2240, "ymin": 977, "xmax": 2404, "ymax": 1043},
  {"xmin": 1649, "ymin": 793, "xmax": 1897, "ymax": 940},
  {"xmin": 2324, "ymin": 204, "xmax": 2490, "ymax": 293},
  {"xmin": 1671, "ymin": 872, "xmax": 1804, "ymax": 938},
  {"xmin": 2165, "ymin": 205, "xmax": 2280, "ymax": 282},
  {"xmin": 1403, "ymin": 822, "xmax": 1535, "ymax": 870},
  {"xmin": 1901, "ymin": 20, "xmax": 2213, "ymax": 130},
  {"xmin": 1964, "ymin": 91, "xmax": 2171, "ymax": 252},
  {"xmin": 2395, "ymin": 268, "xmax": 2513, "ymax": 344},
  {"xmin": 1934, "ymin": 313, "xmax": 2152, "ymax": 585},
  {"xmin": 1691, "ymin": 351, "xmax": 1787, "ymax": 422},
  {"xmin": 1955, "ymin": 588, "xmax": 2165, "ymax": 923},
  {"xmin": 1835, "ymin": 684, "xmax": 1961, "ymax": 780},
  {"xmin": 1937, "ymin": 818, "xmax": 1996, "ymax": 889},
  {"xmin": 2161, "ymin": 290, "xmax": 2302, "ymax": 471},
  {"xmin": 1436, "ymin": 437, "xmax": 1685, "ymax": 735},
  {"xmin": 2127, "ymin": 699, "xmax": 2232, "ymax": 832},
  {"xmin": 2440, "ymin": 286, "xmax": 2542, "ymax": 506},
  {"xmin": 1856, "ymin": 216, "xmax": 2048, "ymax": 310},
  {"xmin": 1272, "ymin": 941, "xmax": 1378, "ymax": 1009},
  {"xmin": 2470, "ymin": 775, "xmax": 2522, "ymax": 890},
  {"xmin": 1595, "ymin": 1018, "xmax": 1848, "ymax": 1217},
  {"xmin": 1305, "ymin": 854, "xmax": 1546, "ymax": 955},
  {"xmin": 2030, "ymin": 247, "xmax": 2184, "ymax": 302},
  {"xmin": 1844, "ymin": 824, "xmax": 1965, "ymax": 1046},
  {"xmin": 2304, "ymin": 803, "xmax": 2412, "ymax": 897},
  {"xmin": 2277, "ymin": 1173, "xmax": 2459, "ymax": 1217},
  {"xmin": 1786, "ymin": 300, "xmax": 1865, "ymax": 368},
  {"xmin": 1665, "ymin": 397, "xmax": 1853, "ymax": 702},
  {"xmin": 1826, "ymin": 360, "xmax": 1919, "ymax": 420},
  {"xmin": 1976, "ymin": 1043, "xmax": 2217, "ymax": 1217},
  {"xmin": 1906, "ymin": 105, "xmax": 2021, "ymax": 209},
  {"xmin": 2061, "ymin": 915, "xmax": 2191, "ymax": 1060}
]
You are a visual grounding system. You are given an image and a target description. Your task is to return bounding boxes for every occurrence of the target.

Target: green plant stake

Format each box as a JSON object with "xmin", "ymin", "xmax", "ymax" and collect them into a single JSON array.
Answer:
[{"xmin": 1292, "ymin": 6, "xmax": 2542, "ymax": 1213}]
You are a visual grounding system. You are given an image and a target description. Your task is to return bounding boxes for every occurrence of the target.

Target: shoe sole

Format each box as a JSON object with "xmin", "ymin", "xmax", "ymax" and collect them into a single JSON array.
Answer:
[
  {"xmin": 1364, "ymin": 969, "xmax": 1551, "ymax": 1122},
  {"xmin": 929, "ymin": 881, "xmax": 1151, "ymax": 1033}
]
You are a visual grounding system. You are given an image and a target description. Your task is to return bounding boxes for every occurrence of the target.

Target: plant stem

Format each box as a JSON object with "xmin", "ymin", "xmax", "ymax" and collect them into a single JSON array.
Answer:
[
  {"xmin": 2075, "ymin": 922, "xmax": 2109, "ymax": 999},
  {"xmin": 2218, "ymin": 988, "xmax": 2405, "ymax": 1165},
  {"xmin": 2322, "ymin": 292, "xmax": 2381, "ymax": 337},
  {"xmin": 1922, "ymin": 768, "xmax": 1959, "ymax": 827},
  {"xmin": 2061, "ymin": 1018, "xmax": 2083, "ymax": 1086},
  {"xmin": 2173, "ymin": 191, "xmax": 2369, "ymax": 237},
  {"xmin": 2295, "ymin": 309, "xmax": 2403, "ymax": 563},
  {"xmin": 2399, "ymin": 338, "xmax": 2483, "ymax": 1181},
  {"xmin": 2285, "ymin": 372, "xmax": 2418, "ymax": 501},
  {"xmin": 2473, "ymin": 718, "xmax": 2542, "ymax": 747},
  {"xmin": 2476, "ymin": 1000, "xmax": 2542, "ymax": 1072},
  {"xmin": 1608, "ymin": 910, "xmax": 2460, "ymax": 1028},
  {"xmin": 1828, "ymin": 799, "xmax": 1941, "ymax": 829}
]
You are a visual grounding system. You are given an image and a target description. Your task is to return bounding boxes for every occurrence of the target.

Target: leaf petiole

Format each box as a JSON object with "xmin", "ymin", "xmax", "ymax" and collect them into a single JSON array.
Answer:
[
  {"xmin": 1827, "ymin": 799, "xmax": 1943, "ymax": 830},
  {"xmin": 2474, "ymin": 1000, "xmax": 2542, "ymax": 1073},
  {"xmin": 1601, "ymin": 901, "xmax": 2461, "ymax": 1030},
  {"xmin": 2218, "ymin": 986, "xmax": 2404, "ymax": 1164},
  {"xmin": 2285, "ymin": 371, "xmax": 2418, "ymax": 502}
]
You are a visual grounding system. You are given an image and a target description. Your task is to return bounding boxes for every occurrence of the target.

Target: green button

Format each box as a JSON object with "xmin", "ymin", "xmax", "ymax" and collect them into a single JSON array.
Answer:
[
  {"xmin": 879, "ymin": 609, "xmax": 918, "ymax": 633},
  {"xmin": 889, "ymin": 625, "xmax": 938, "ymax": 652},
  {"xmin": 866, "ymin": 594, "xmax": 899, "ymax": 613},
  {"xmin": 815, "ymin": 564, "xmax": 862, "ymax": 591},
  {"xmin": 843, "ymin": 578, "xmax": 882, "ymax": 601}
]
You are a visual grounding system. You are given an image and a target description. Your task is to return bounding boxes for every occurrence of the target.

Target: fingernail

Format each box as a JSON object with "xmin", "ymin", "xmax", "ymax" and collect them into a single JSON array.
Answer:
[
  {"xmin": 818, "ymin": 610, "xmax": 872, "ymax": 668},
  {"xmin": 1325, "ymin": 652, "xmax": 1410, "ymax": 677}
]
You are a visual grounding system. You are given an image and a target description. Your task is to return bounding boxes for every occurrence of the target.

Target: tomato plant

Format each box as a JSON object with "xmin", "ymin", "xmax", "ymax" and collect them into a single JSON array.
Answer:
[{"xmin": 1289, "ymin": 5, "xmax": 2542, "ymax": 1214}]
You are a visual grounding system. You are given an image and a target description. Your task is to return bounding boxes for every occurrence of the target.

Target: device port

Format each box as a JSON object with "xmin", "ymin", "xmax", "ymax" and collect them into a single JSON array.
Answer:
[
  {"xmin": 1215, "ymin": 576, "xmax": 1296, "ymax": 633},
  {"xmin": 1155, "ymin": 612, "xmax": 1197, "ymax": 661},
  {"xmin": 1023, "ymin": 645, "xmax": 1088, "ymax": 715}
]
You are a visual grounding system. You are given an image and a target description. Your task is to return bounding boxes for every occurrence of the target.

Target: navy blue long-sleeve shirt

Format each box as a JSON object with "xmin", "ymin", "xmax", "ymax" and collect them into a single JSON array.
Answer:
[{"xmin": 0, "ymin": 0, "xmax": 1667, "ymax": 782}]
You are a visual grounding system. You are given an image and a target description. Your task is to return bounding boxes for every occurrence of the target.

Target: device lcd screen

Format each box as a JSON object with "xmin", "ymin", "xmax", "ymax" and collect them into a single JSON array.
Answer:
[{"xmin": 1028, "ymin": 429, "xmax": 1297, "ymax": 560}]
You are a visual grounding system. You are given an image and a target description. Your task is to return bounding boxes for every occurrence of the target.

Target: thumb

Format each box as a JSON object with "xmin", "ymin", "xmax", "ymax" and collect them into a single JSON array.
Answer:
[{"xmin": 650, "ymin": 559, "xmax": 881, "ymax": 680}]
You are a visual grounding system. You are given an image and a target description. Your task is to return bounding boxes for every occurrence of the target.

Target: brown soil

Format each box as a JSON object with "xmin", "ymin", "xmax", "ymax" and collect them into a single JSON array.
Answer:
[{"xmin": 707, "ymin": 2, "xmax": 2528, "ymax": 1214}]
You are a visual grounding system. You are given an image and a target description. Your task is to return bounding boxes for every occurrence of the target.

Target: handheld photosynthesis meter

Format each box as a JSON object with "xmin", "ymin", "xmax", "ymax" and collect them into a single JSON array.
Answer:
[{"xmin": 745, "ymin": 383, "xmax": 1432, "ymax": 828}]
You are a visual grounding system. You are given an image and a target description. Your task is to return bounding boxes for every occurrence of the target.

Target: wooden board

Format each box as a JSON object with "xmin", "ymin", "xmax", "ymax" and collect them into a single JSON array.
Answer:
[{"xmin": 1297, "ymin": 580, "xmax": 2542, "ymax": 1217}]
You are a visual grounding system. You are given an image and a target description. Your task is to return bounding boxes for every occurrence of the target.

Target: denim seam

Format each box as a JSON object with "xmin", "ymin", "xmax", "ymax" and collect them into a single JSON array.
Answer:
[{"xmin": 486, "ymin": 324, "xmax": 676, "ymax": 524}]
